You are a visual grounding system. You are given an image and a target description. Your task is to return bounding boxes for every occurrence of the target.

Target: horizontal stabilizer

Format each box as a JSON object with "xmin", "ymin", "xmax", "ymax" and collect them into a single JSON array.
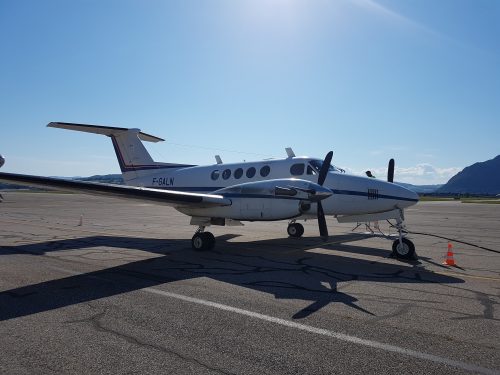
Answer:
[{"xmin": 47, "ymin": 122, "xmax": 164, "ymax": 143}]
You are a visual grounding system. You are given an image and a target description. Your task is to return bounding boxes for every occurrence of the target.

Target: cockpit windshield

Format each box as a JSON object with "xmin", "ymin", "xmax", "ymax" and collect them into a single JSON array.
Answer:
[{"xmin": 308, "ymin": 159, "xmax": 339, "ymax": 173}]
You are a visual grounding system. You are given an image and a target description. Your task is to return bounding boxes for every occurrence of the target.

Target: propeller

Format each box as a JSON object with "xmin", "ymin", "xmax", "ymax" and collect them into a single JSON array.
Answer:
[
  {"xmin": 317, "ymin": 198, "xmax": 328, "ymax": 240},
  {"xmin": 387, "ymin": 158, "xmax": 395, "ymax": 183},
  {"xmin": 317, "ymin": 151, "xmax": 333, "ymax": 240},
  {"xmin": 318, "ymin": 151, "xmax": 333, "ymax": 186}
]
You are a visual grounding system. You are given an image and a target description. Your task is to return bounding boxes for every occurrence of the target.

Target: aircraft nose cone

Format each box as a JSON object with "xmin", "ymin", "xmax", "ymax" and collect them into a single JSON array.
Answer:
[{"xmin": 397, "ymin": 185, "xmax": 419, "ymax": 207}]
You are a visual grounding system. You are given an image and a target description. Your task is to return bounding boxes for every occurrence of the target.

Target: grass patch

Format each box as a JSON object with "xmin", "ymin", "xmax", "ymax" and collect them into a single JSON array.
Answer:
[
  {"xmin": 419, "ymin": 196, "xmax": 500, "ymax": 204},
  {"xmin": 418, "ymin": 196, "xmax": 456, "ymax": 202},
  {"xmin": 461, "ymin": 199, "xmax": 500, "ymax": 204},
  {"xmin": 1, "ymin": 189, "xmax": 74, "ymax": 194}
]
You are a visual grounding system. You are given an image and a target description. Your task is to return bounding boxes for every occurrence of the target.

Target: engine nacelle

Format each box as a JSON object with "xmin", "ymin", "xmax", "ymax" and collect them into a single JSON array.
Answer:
[
  {"xmin": 178, "ymin": 196, "xmax": 305, "ymax": 221},
  {"xmin": 177, "ymin": 178, "xmax": 329, "ymax": 222}
]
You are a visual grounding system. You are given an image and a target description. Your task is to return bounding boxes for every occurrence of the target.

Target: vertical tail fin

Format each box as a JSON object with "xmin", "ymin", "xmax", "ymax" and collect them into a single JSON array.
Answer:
[{"xmin": 47, "ymin": 122, "xmax": 192, "ymax": 184}]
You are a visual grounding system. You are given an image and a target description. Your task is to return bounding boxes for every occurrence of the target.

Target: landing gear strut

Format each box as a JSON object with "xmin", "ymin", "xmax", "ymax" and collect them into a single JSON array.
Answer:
[
  {"xmin": 191, "ymin": 226, "xmax": 215, "ymax": 250},
  {"xmin": 287, "ymin": 221, "xmax": 304, "ymax": 238},
  {"xmin": 391, "ymin": 211, "xmax": 415, "ymax": 260}
]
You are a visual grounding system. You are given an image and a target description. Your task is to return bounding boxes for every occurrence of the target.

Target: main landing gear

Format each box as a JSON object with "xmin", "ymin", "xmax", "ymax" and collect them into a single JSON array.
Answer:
[
  {"xmin": 287, "ymin": 221, "xmax": 304, "ymax": 238},
  {"xmin": 191, "ymin": 226, "xmax": 215, "ymax": 250}
]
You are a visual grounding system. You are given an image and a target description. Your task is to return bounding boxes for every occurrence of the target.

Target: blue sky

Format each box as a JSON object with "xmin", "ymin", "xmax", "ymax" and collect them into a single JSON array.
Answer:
[{"xmin": 0, "ymin": 0, "xmax": 498, "ymax": 184}]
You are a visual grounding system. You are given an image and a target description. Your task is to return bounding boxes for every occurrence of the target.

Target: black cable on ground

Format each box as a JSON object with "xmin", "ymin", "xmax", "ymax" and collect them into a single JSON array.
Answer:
[
  {"xmin": 406, "ymin": 231, "xmax": 500, "ymax": 254},
  {"xmin": 384, "ymin": 220, "xmax": 500, "ymax": 254}
]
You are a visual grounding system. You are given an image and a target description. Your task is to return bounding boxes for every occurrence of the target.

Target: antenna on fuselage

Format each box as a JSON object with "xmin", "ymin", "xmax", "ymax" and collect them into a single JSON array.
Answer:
[
  {"xmin": 285, "ymin": 148, "xmax": 295, "ymax": 158},
  {"xmin": 215, "ymin": 155, "xmax": 223, "ymax": 164}
]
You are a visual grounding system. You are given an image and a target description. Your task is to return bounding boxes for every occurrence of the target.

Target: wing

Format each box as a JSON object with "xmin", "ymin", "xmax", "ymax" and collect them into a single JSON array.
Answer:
[{"xmin": 0, "ymin": 172, "xmax": 230, "ymax": 208}]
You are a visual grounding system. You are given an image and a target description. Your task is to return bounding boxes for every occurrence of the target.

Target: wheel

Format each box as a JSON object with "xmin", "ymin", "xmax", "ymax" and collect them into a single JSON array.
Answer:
[
  {"xmin": 192, "ymin": 232, "xmax": 216, "ymax": 250},
  {"xmin": 204, "ymin": 232, "xmax": 216, "ymax": 249},
  {"xmin": 392, "ymin": 238, "xmax": 415, "ymax": 259},
  {"xmin": 287, "ymin": 223, "xmax": 304, "ymax": 238}
]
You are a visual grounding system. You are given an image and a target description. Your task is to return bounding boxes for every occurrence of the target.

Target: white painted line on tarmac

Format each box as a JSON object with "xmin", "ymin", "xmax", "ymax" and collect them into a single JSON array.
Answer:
[
  {"xmin": 143, "ymin": 287, "xmax": 498, "ymax": 375},
  {"xmin": 49, "ymin": 265, "xmax": 499, "ymax": 375}
]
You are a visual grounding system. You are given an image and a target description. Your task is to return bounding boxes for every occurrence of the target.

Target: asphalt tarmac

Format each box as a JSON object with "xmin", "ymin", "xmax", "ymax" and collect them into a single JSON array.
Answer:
[{"xmin": 1, "ymin": 192, "xmax": 499, "ymax": 374}]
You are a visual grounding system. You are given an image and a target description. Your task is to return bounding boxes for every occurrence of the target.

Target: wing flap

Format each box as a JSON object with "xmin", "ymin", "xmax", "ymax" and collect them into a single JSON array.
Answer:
[{"xmin": 0, "ymin": 173, "xmax": 230, "ymax": 208}]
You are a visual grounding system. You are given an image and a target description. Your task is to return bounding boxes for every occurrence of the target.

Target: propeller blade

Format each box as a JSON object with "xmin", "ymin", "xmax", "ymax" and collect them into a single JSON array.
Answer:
[
  {"xmin": 318, "ymin": 151, "xmax": 333, "ymax": 186},
  {"xmin": 387, "ymin": 158, "xmax": 395, "ymax": 183},
  {"xmin": 317, "ymin": 201, "xmax": 328, "ymax": 240}
]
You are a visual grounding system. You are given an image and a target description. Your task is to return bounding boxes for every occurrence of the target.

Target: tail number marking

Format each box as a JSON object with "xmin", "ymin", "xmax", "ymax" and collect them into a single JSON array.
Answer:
[{"xmin": 152, "ymin": 177, "xmax": 175, "ymax": 187}]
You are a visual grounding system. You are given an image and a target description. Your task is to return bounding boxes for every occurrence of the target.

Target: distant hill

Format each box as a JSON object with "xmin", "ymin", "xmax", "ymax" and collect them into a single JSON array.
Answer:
[
  {"xmin": 0, "ymin": 183, "xmax": 38, "ymax": 190},
  {"xmin": 0, "ymin": 174, "xmax": 124, "ymax": 190},
  {"xmin": 437, "ymin": 155, "xmax": 500, "ymax": 195},
  {"xmin": 395, "ymin": 182, "xmax": 442, "ymax": 194},
  {"xmin": 74, "ymin": 174, "xmax": 124, "ymax": 185}
]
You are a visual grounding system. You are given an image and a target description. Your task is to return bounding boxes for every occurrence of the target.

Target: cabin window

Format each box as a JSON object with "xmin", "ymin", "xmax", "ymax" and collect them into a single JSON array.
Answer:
[
  {"xmin": 211, "ymin": 170, "xmax": 220, "ymax": 180},
  {"xmin": 222, "ymin": 169, "xmax": 231, "ymax": 180},
  {"xmin": 290, "ymin": 163, "xmax": 304, "ymax": 176},
  {"xmin": 234, "ymin": 168, "xmax": 243, "ymax": 179},
  {"xmin": 260, "ymin": 165, "xmax": 270, "ymax": 177},
  {"xmin": 246, "ymin": 167, "xmax": 256, "ymax": 178}
]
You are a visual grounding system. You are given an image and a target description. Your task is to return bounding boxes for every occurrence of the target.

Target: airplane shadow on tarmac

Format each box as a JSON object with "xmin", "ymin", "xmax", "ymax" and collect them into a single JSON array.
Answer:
[{"xmin": 0, "ymin": 234, "xmax": 464, "ymax": 321}]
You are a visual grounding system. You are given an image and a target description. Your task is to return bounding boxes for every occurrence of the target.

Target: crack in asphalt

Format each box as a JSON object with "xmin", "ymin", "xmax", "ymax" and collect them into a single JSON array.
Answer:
[{"xmin": 66, "ymin": 311, "xmax": 236, "ymax": 375}]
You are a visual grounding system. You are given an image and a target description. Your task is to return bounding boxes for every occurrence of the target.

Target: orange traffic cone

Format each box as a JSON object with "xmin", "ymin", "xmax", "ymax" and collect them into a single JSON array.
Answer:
[{"xmin": 443, "ymin": 243, "xmax": 456, "ymax": 266}]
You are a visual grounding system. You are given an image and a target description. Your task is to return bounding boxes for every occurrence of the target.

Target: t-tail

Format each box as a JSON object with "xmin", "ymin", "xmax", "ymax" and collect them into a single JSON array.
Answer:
[{"xmin": 48, "ymin": 122, "xmax": 193, "ymax": 184}]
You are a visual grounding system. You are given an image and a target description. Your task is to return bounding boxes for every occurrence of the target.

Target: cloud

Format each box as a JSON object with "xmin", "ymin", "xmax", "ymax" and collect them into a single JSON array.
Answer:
[
  {"xmin": 395, "ymin": 164, "xmax": 462, "ymax": 184},
  {"xmin": 345, "ymin": 163, "xmax": 462, "ymax": 185}
]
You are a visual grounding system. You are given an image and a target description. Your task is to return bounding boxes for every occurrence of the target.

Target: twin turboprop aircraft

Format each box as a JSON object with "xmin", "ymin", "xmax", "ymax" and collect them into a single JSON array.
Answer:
[{"xmin": 0, "ymin": 122, "xmax": 419, "ymax": 258}]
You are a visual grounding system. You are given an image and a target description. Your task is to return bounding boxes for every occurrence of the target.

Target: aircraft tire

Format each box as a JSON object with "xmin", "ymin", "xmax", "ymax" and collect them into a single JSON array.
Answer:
[
  {"xmin": 287, "ymin": 223, "xmax": 304, "ymax": 238},
  {"xmin": 204, "ymin": 232, "xmax": 216, "ymax": 249},
  {"xmin": 192, "ymin": 232, "xmax": 216, "ymax": 250},
  {"xmin": 392, "ymin": 238, "xmax": 415, "ymax": 259}
]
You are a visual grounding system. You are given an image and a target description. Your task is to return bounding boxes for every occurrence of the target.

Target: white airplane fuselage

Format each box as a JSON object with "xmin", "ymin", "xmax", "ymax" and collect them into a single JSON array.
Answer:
[
  {"xmin": 33, "ymin": 122, "xmax": 418, "ymax": 224},
  {"xmin": 124, "ymin": 156, "xmax": 418, "ymax": 221}
]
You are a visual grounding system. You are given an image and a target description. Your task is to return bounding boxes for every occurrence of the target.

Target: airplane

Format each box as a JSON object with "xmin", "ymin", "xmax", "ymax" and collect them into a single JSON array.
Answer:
[{"xmin": 0, "ymin": 122, "xmax": 419, "ymax": 258}]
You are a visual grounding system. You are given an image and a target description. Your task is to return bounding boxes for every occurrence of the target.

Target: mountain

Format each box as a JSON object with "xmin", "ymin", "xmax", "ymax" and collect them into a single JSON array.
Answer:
[
  {"xmin": 437, "ymin": 155, "xmax": 500, "ymax": 195},
  {"xmin": 0, "ymin": 174, "xmax": 124, "ymax": 190},
  {"xmin": 75, "ymin": 174, "xmax": 124, "ymax": 185},
  {"xmin": 395, "ymin": 182, "xmax": 442, "ymax": 194}
]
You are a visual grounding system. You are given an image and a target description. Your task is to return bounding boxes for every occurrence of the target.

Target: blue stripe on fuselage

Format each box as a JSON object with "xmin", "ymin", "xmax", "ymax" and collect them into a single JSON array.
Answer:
[{"xmin": 145, "ymin": 186, "xmax": 418, "ymax": 202}]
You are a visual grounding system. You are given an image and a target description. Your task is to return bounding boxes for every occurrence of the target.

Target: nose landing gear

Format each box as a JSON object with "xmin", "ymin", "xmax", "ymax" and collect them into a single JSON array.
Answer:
[
  {"xmin": 392, "ymin": 237, "xmax": 415, "ymax": 259},
  {"xmin": 391, "ymin": 211, "xmax": 416, "ymax": 260}
]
